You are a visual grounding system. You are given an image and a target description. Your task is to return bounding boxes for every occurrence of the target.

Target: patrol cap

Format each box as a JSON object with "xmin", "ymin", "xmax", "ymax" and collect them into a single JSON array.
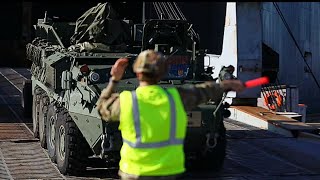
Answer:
[{"xmin": 133, "ymin": 50, "xmax": 168, "ymax": 78}]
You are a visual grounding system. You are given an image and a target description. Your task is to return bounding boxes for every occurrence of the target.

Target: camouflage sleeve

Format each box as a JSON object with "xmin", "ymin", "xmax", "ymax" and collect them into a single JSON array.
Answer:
[
  {"xmin": 176, "ymin": 82, "xmax": 224, "ymax": 111},
  {"xmin": 97, "ymin": 80, "xmax": 120, "ymax": 122}
]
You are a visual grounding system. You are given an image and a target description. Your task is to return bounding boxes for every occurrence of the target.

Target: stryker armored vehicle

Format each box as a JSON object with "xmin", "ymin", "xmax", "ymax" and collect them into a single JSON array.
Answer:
[{"xmin": 22, "ymin": 2, "xmax": 231, "ymax": 175}]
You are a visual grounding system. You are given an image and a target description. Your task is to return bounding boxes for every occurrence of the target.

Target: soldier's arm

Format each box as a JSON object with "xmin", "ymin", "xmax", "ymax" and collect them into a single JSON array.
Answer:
[
  {"xmin": 97, "ymin": 80, "xmax": 120, "ymax": 122},
  {"xmin": 98, "ymin": 58, "xmax": 128, "ymax": 122},
  {"xmin": 177, "ymin": 81, "xmax": 225, "ymax": 111}
]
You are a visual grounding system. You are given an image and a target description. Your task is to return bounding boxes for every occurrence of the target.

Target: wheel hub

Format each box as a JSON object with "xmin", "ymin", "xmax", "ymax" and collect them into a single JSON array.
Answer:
[
  {"xmin": 58, "ymin": 125, "xmax": 66, "ymax": 161},
  {"xmin": 49, "ymin": 116, "xmax": 55, "ymax": 149}
]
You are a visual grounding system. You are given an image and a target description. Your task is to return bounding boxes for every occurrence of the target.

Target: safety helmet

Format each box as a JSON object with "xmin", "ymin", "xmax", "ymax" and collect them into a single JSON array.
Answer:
[{"xmin": 133, "ymin": 50, "xmax": 168, "ymax": 79}]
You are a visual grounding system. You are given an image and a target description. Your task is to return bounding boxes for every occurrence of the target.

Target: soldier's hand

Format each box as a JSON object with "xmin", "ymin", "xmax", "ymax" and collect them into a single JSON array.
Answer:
[
  {"xmin": 111, "ymin": 58, "xmax": 129, "ymax": 81},
  {"xmin": 221, "ymin": 80, "xmax": 245, "ymax": 92}
]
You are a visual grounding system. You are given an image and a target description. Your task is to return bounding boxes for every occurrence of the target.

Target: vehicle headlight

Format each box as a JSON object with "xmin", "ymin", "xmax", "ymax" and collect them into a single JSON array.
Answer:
[{"xmin": 88, "ymin": 71, "xmax": 100, "ymax": 83}]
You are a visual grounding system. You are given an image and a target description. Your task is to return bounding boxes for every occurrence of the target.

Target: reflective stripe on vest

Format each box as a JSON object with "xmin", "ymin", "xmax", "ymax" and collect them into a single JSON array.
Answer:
[{"xmin": 122, "ymin": 89, "xmax": 184, "ymax": 148}]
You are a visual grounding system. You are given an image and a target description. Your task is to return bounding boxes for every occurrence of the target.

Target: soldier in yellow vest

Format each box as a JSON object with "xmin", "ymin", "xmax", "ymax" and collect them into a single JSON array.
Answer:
[{"xmin": 98, "ymin": 50, "xmax": 245, "ymax": 180}]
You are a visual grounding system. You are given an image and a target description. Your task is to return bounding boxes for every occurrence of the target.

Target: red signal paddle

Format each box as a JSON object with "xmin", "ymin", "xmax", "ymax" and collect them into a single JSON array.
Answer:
[{"xmin": 244, "ymin": 77, "xmax": 270, "ymax": 88}]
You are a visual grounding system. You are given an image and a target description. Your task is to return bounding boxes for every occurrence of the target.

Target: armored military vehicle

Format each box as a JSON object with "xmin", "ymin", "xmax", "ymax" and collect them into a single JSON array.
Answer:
[{"xmin": 23, "ymin": 2, "xmax": 230, "ymax": 175}]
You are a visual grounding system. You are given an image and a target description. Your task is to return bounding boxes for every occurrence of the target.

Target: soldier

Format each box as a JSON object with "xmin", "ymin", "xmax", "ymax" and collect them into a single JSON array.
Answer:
[{"xmin": 97, "ymin": 50, "xmax": 245, "ymax": 180}]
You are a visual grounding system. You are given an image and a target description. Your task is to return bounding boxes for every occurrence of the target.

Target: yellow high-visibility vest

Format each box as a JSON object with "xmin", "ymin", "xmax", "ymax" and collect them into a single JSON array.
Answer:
[{"xmin": 119, "ymin": 85, "xmax": 187, "ymax": 176}]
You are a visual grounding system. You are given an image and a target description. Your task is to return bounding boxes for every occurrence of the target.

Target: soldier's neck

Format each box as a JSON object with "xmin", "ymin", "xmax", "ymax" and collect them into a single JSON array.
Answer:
[{"xmin": 139, "ymin": 81, "xmax": 156, "ymax": 87}]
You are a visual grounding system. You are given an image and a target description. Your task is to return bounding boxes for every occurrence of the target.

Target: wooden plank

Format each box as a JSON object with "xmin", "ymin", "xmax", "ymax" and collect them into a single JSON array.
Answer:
[
  {"xmin": 279, "ymin": 122, "xmax": 316, "ymax": 131},
  {"xmin": 306, "ymin": 123, "xmax": 320, "ymax": 129},
  {"xmin": 233, "ymin": 106, "xmax": 295, "ymax": 121},
  {"xmin": 232, "ymin": 106, "xmax": 317, "ymax": 132}
]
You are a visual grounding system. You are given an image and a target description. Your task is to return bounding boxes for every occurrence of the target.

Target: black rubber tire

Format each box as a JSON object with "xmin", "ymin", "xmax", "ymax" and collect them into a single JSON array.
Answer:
[
  {"xmin": 38, "ymin": 95, "xmax": 49, "ymax": 148},
  {"xmin": 32, "ymin": 87, "xmax": 41, "ymax": 138},
  {"xmin": 201, "ymin": 133, "xmax": 226, "ymax": 171},
  {"xmin": 55, "ymin": 110, "xmax": 90, "ymax": 175},
  {"xmin": 22, "ymin": 80, "xmax": 32, "ymax": 118},
  {"xmin": 46, "ymin": 104, "xmax": 58, "ymax": 163},
  {"xmin": 187, "ymin": 121, "xmax": 227, "ymax": 172}
]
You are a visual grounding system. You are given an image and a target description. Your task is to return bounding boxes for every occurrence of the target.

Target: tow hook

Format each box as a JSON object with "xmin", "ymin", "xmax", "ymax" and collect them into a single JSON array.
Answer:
[
  {"xmin": 206, "ymin": 133, "xmax": 218, "ymax": 149},
  {"xmin": 100, "ymin": 134, "xmax": 113, "ymax": 158}
]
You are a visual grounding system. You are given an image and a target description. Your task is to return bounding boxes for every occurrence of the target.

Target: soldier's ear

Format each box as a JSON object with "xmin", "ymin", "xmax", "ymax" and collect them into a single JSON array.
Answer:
[{"xmin": 136, "ymin": 73, "xmax": 143, "ymax": 80}]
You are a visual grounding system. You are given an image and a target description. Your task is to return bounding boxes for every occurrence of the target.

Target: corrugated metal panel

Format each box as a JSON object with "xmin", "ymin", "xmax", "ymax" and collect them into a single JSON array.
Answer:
[{"xmin": 261, "ymin": 2, "xmax": 320, "ymax": 114}]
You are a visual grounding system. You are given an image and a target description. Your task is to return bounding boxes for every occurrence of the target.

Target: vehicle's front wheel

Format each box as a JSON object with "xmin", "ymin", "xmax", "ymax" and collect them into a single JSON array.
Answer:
[
  {"xmin": 55, "ymin": 109, "xmax": 90, "ymax": 175},
  {"xmin": 200, "ymin": 128, "xmax": 226, "ymax": 171},
  {"xmin": 186, "ymin": 121, "xmax": 227, "ymax": 172},
  {"xmin": 46, "ymin": 104, "xmax": 58, "ymax": 162},
  {"xmin": 32, "ymin": 87, "xmax": 41, "ymax": 138},
  {"xmin": 38, "ymin": 94, "xmax": 49, "ymax": 148}
]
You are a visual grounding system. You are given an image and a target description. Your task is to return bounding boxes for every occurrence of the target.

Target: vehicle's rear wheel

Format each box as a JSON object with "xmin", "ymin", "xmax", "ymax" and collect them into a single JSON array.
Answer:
[
  {"xmin": 46, "ymin": 104, "xmax": 58, "ymax": 162},
  {"xmin": 32, "ymin": 87, "xmax": 41, "ymax": 138},
  {"xmin": 55, "ymin": 109, "xmax": 91, "ymax": 175},
  {"xmin": 22, "ymin": 80, "xmax": 32, "ymax": 118},
  {"xmin": 39, "ymin": 94, "xmax": 49, "ymax": 148}
]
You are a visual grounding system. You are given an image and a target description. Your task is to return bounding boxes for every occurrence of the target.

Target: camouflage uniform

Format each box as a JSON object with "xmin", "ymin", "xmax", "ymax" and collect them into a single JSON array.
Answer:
[{"xmin": 98, "ymin": 80, "xmax": 224, "ymax": 122}]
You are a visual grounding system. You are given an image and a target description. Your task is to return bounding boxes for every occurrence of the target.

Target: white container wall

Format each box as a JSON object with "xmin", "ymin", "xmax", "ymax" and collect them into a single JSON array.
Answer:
[{"xmin": 205, "ymin": 2, "xmax": 263, "ymax": 99}]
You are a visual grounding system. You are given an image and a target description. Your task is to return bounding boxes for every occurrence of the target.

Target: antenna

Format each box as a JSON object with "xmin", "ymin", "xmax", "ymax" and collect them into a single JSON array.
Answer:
[{"xmin": 44, "ymin": 11, "xmax": 48, "ymax": 23}]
